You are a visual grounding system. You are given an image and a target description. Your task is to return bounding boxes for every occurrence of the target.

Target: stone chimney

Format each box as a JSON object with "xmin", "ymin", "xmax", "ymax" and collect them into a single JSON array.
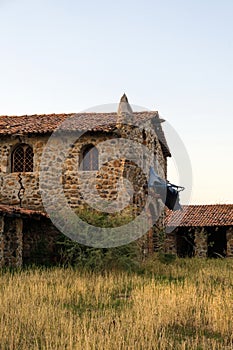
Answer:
[{"xmin": 117, "ymin": 94, "xmax": 134, "ymax": 127}]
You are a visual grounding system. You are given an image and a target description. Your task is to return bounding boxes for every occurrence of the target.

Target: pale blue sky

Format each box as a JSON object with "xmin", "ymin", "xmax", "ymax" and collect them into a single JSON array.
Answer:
[{"xmin": 0, "ymin": 0, "xmax": 232, "ymax": 204}]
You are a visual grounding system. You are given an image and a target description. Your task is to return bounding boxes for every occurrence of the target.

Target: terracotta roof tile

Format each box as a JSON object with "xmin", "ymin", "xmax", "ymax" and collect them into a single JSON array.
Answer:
[
  {"xmin": 0, "ymin": 112, "xmax": 171, "ymax": 156},
  {"xmin": 166, "ymin": 204, "xmax": 233, "ymax": 227}
]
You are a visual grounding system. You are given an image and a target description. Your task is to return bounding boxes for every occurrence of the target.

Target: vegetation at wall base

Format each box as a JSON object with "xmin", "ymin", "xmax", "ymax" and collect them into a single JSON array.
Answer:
[
  {"xmin": 57, "ymin": 237, "xmax": 141, "ymax": 273},
  {"xmin": 56, "ymin": 206, "xmax": 142, "ymax": 272}
]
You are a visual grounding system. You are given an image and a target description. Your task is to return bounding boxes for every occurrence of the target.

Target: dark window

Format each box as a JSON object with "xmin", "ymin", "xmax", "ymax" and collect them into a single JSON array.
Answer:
[
  {"xmin": 81, "ymin": 145, "xmax": 99, "ymax": 171},
  {"xmin": 12, "ymin": 144, "xmax": 34, "ymax": 172},
  {"xmin": 176, "ymin": 228, "xmax": 195, "ymax": 257},
  {"xmin": 142, "ymin": 129, "xmax": 147, "ymax": 144},
  {"xmin": 207, "ymin": 227, "xmax": 227, "ymax": 258}
]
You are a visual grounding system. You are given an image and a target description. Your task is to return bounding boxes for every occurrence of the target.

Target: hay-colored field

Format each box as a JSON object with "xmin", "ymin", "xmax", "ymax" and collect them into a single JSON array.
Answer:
[{"xmin": 1, "ymin": 258, "xmax": 233, "ymax": 349}]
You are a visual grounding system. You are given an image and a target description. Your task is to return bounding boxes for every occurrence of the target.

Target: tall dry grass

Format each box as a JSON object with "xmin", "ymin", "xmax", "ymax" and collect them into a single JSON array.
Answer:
[{"xmin": 1, "ymin": 258, "xmax": 233, "ymax": 349}]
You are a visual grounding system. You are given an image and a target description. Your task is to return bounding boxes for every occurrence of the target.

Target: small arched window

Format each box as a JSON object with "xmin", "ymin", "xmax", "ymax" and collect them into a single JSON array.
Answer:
[
  {"xmin": 11, "ymin": 144, "xmax": 34, "ymax": 172},
  {"xmin": 80, "ymin": 144, "xmax": 99, "ymax": 171}
]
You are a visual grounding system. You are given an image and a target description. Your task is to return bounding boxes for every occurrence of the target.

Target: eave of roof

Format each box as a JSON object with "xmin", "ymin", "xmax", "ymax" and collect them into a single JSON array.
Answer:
[
  {"xmin": 166, "ymin": 204, "xmax": 233, "ymax": 227},
  {"xmin": 0, "ymin": 112, "xmax": 171, "ymax": 157},
  {"xmin": 0, "ymin": 204, "xmax": 48, "ymax": 219}
]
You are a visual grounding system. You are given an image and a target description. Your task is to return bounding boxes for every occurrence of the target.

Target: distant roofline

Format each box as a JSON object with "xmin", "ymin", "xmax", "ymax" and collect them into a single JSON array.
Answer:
[{"xmin": 166, "ymin": 204, "xmax": 233, "ymax": 227}]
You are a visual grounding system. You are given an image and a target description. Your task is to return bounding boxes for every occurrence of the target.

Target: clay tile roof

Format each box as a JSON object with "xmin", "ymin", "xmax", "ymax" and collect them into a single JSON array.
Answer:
[
  {"xmin": 0, "ymin": 204, "xmax": 48, "ymax": 218},
  {"xmin": 166, "ymin": 204, "xmax": 233, "ymax": 227},
  {"xmin": 0, "ymin": 112, "xmax": 171, "ymax": 157}
]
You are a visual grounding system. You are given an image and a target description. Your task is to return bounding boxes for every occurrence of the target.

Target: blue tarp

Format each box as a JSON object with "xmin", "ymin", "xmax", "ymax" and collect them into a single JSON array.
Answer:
[{"xmin": 148, "ymin": 166, "xmax": 183, "ymax": 211}]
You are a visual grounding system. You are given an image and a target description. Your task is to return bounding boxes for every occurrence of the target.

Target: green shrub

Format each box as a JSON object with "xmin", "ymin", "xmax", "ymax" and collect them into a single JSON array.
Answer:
[
  {"xmin": 158, "ymin": 252, "xmax": 177, "ymax": 265},
  {"xmin": 57, "ymin": 206, "xmax": 141, "ymax": 272}
]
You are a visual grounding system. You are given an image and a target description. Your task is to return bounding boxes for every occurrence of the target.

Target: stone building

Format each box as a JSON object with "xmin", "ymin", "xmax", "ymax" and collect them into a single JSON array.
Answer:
[
  {"xmin": 0, "ymin": 95, "xmax": 171, "ymax": 266},
  {"xmin": 165, "ymin": 204, "xmax": 233, "ymax": 258},
  {"xmin": 0, "ymin": 204, "xmax": 55, "ymax": 267}
]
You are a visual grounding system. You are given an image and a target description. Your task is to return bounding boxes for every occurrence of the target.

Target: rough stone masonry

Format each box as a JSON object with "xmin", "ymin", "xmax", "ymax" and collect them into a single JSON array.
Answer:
[{"xmin": 0, "ymin": 95, "xmax": 170, "ymax": 266}]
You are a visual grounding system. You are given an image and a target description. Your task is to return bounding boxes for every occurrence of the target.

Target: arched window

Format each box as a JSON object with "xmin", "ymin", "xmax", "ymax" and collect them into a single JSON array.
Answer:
[
  {"xmin": 80, "ymin": 144, "xmax": 99, "ymax": 171},
  {"xmin": 11, "ymin": 144, "xmax": 34, "ymax": 172}
]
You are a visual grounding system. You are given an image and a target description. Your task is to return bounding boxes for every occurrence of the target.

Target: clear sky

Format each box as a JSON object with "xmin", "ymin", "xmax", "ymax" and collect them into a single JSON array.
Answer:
[{"xmin": 0, "ymin": 0, "xmax": 232, "ymax": 204}]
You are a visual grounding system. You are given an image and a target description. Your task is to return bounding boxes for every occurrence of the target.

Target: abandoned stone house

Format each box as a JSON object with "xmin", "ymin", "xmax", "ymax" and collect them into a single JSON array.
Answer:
[
  {"xmin": 0, "ymin": 95, "xmax": 172, "ymax": 267},
  {"xmin": 165, "ymin": 204, "xmax": 233, "ymax": 258},
  {"xmin": 1, "ymin": 96, "xmax": 232, "ymax": 267}
]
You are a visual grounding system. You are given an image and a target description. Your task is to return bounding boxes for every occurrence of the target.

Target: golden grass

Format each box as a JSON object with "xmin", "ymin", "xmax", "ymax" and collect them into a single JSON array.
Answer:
[{"xmin": 1, "ymin": 258, "xmax": 233, "ymax": 349}]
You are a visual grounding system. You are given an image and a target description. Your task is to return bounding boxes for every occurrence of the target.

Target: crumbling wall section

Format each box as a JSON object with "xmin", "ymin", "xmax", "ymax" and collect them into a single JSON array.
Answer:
[
  {"xmin": 164, "ymin": 229, "xmax": 177, "ymax": 255},
  {"xmin": 0, "ymin": 216, "xmax": 23, "ymax": 267}
]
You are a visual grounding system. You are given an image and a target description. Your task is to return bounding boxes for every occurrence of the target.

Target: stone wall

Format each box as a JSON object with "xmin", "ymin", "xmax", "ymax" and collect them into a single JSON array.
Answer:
[
  {"xmin": 164, "ymin": 231, "xmax": 177, "ymax": 255},
  {"xmin": 194, "ymin": 228, "xmax": 208, "ymax": 257},
  {"xmin": 0, "ymin": 213, "xmax": 61, "ymax": 267},
  {"xmin": 164, "ymin": 227, "xmax": 208, "ymax": 257},
  {"xmin": 165, "ymin": 226, "xmax": 233, "ymax": 258},
  {"xmin": 0, "ymin": 135, "xmax": 47, "ymax": 209},
  {"xmin": 226, "ymin": 227, "xmax": 233, "ymax": 257},
  {"xmin": 0, "ymin": 215, "xmax": 23, "ymax": 267},
  {"xmin": 0, "ymin": 118, "xmax": 167, "ymax": 261},
  {"xmin": 0, "ymin": 121, "xmax": 167, "ymax": 216}
]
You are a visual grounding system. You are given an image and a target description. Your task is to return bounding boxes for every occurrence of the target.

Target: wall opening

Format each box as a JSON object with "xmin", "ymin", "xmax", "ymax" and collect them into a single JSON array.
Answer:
[
  {"xmin": 142, "ymin": 129, "xmax": 147, "ymax": 145},
  {"xmin": 79, "ymin": 144, "xmax": 99, "ymax": 171},
  {"xmin": 176, "ymin": 228, "xmax": 195, "ymax": 257},
  {"xmin": 22, "ymin": 218, "xmax": 60, "ymax": 265},
  {"xmin": 207, "ymin": 227, "xmax": 227, "ymax": 258},
  {"xmin": 11, "ymin": 143, "xmax": 34, "ymax": 172}
]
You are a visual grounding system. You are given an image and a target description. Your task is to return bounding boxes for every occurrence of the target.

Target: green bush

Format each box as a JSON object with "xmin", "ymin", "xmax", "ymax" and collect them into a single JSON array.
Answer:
[{"xmin": 57, "ymin": 206, "xmax": 141, "ymax": 272}]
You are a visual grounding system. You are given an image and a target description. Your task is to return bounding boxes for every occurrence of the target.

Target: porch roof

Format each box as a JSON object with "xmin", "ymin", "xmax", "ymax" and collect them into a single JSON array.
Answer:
[{"xmin": 166, "ymin": 204, "xmax": 233, "ymax": 227}]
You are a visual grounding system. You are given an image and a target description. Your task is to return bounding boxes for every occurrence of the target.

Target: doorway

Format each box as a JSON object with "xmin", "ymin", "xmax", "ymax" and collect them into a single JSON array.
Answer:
[
  {"xmin": 207, "ymin": 227, "xmax": 227, "ymax": 258},
  {"xmin": 176, "ymin": 228, "xmax": 195, "ymax": 257}
]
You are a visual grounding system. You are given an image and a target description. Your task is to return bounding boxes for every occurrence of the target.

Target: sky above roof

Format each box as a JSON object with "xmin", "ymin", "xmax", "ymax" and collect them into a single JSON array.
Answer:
[{"xmin": 0, "ymin": 0, "xmax": 232, "ymax": 205}]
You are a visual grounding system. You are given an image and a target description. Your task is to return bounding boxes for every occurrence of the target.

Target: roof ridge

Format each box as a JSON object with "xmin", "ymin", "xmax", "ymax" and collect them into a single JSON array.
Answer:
[{"xmin": 0, "ymin": 111, "xmax": 158, "ymax": 118}]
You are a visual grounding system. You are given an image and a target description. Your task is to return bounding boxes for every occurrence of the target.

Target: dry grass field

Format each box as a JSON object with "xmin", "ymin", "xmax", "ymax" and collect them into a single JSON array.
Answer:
[{"xmin": 1, "ymin": 258, "xmax": 233, "ymax": 349}]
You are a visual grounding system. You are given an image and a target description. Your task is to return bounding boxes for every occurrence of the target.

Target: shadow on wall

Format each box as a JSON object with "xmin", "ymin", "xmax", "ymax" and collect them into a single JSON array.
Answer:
[{"xmin": 175, "ymin": 227, "xmax": 227, "ymax": 258}]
